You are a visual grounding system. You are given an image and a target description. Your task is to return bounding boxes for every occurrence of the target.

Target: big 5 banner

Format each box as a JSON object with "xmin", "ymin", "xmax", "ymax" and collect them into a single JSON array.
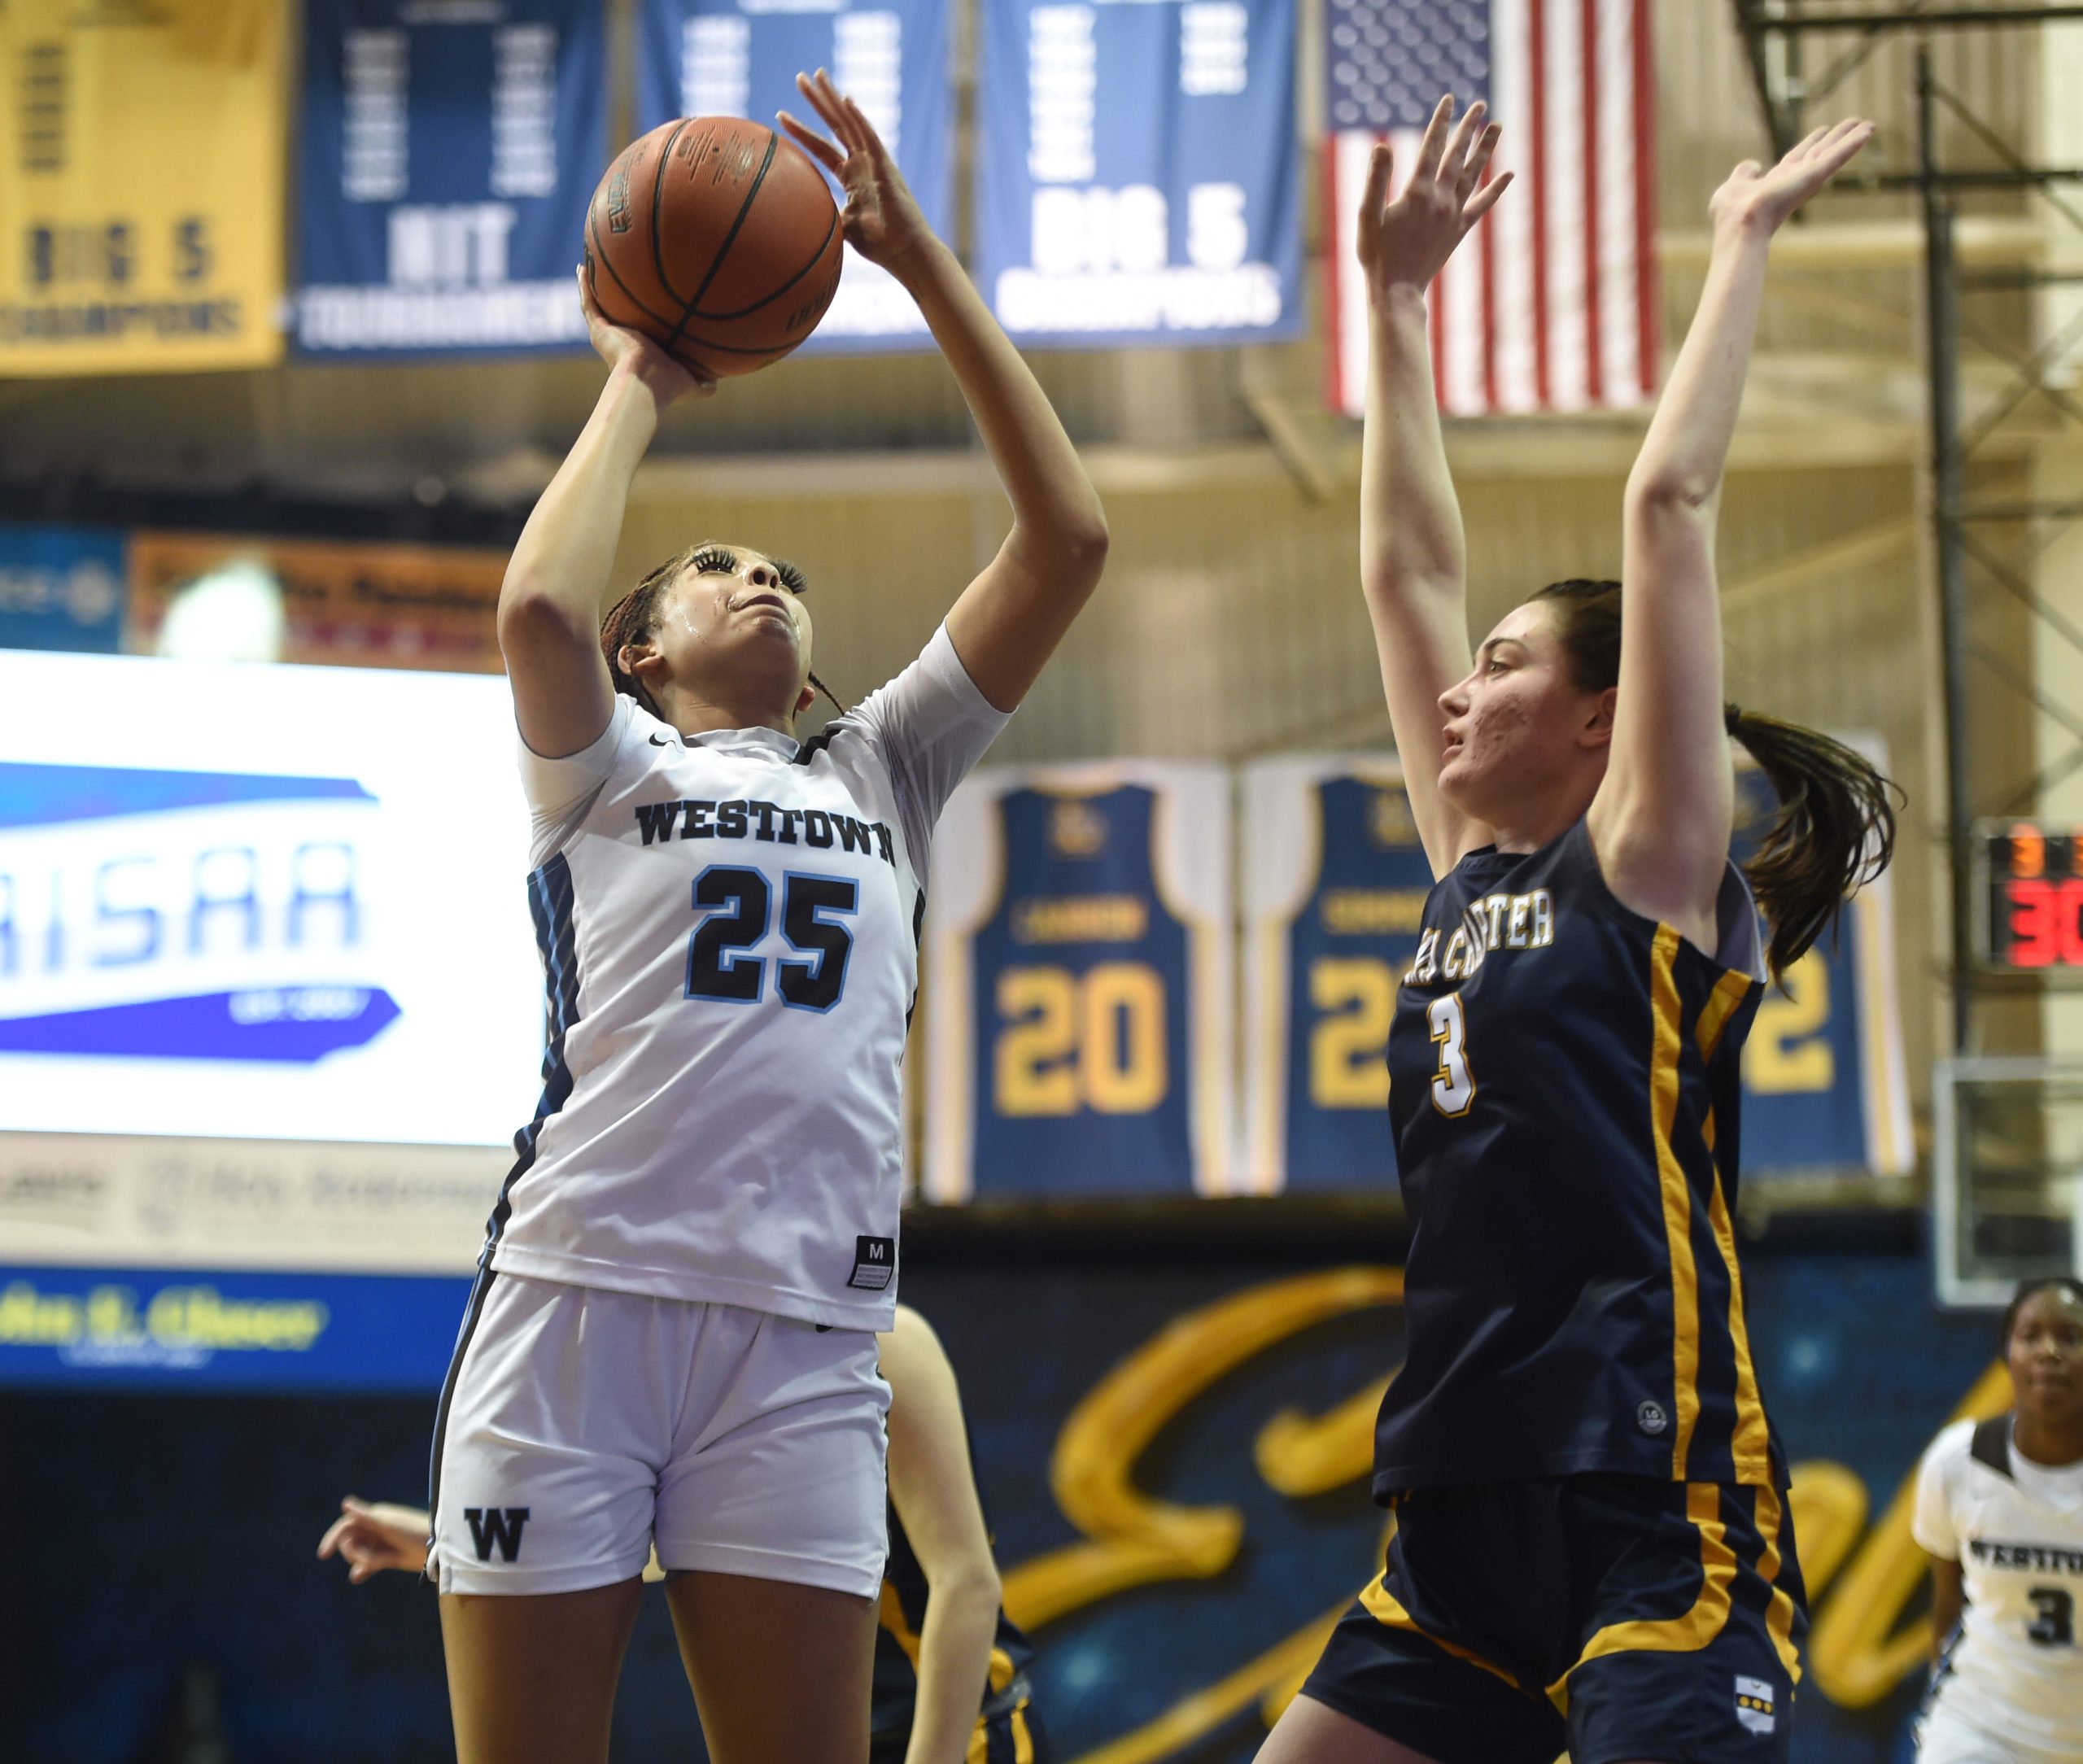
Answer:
[
  {"xmin": 924, "ymin": 765, "xmax": 1234, "ymax": 1199},
  {"xmin": 0, "ymin": 0, "xmax": 285, "ymax": 376},
  {"xmin": 974, "ymin": 0, "xmax": 1302, "ymax": 347},
  {"xmin": 295, "ymin": 0, "xmax": 605, "ymax": 357},
  {"xmin": 635, "ymin": 0, "xmax": 951, "ymax": 350},
  {"xmin": 1239, "ymin": 753, "xmax": 1912, "ymax": 1191}
]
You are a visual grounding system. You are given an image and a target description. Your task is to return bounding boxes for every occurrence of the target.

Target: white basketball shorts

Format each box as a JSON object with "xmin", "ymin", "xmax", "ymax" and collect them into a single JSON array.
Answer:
[
  {"xmin": 1918, "ymin": 1693, "xmax": 2083, "ymax": 1764},
  {"xmin": 428, "ymin": 1272, "xmax": 890, "ymax": 1598}
]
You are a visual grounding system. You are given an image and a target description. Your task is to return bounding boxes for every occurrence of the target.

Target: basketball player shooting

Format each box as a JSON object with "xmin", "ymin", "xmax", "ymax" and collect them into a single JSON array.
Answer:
[{"xmin": 428, "ymin": 71, "xmax": 1107, "ymax": 1764}]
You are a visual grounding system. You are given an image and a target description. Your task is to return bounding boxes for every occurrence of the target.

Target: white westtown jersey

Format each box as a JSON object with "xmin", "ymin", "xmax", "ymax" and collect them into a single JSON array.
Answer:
[
  {"xmin": 1914, "ymin": 1414, "xmax": 2083, "ymax": 1759},
  {"xmin": 486, "ymin": 623, "xmax": 1008, "ymax": 1330}
]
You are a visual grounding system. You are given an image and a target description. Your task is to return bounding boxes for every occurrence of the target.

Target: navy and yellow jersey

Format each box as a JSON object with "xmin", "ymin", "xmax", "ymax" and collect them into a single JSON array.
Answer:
[
  {"xmin": 1241, "ymin": 763, "xmax": 1434, "ymax": 1190},
  {"xmin": 872, "ymin": 1501, "xmax": 1038, "ymax": 1753},
  {"xmin": 925, "ymin": 771, "xmax": 1233, "ymax": 1199},
  {"xmin": 1373, "ymin": 815, "xmax": 1786, "ymax": 1496}
]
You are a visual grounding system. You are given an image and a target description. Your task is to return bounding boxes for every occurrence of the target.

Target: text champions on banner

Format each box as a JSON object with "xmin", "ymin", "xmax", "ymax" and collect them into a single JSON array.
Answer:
[
  {"xmin": 975, "ymin": 0, "xmax": 1301, "ymax": 347},
  {"xmin": 635, "ymin": 0, "xmax": 951, "ymax": 351},
  {"xmin": 0, "ymin": 1, "xmax": 285, "ymax": 377},
  {"xmin": 295, "ymin": 0, "xmax": 605, "ymax": 356},
  {"xmin": 1237, "ymin": 754, "xmax": 1912, "ymax": 1193},
  {"xmin": 924, "ymin": 765, "xmax": 1234, "ymax": 1199},
  {"xmin": 1323, "ymin": 0, "xmax": 1657, "ymax": 417}
]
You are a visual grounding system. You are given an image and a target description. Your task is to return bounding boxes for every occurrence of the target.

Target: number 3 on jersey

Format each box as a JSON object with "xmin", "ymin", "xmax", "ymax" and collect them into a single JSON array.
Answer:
[
  {"xmin": 1428, "ymin": 993, "xmax": 1475, "ymax": 1116},
  {"xmin": 684, "ymin": 866, "xmax": 856, "ymax": 1011}
]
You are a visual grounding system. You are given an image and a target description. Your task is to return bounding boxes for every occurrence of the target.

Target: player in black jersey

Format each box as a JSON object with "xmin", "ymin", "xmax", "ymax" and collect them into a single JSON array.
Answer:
[
  {"xmin": 1259, "ymin": 99, "xmax": 1895, "ymax": 1764},
  {"xmin": 318, "ymin": 1305, "xmax": 1046, "ymax": 1764}
]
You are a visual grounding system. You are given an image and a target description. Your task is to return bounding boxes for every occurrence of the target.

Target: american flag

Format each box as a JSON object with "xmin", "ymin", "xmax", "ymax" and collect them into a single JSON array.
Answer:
[{"xmin": 1324, "ymin": 0, "xmax": 1657, "ymax": 417}]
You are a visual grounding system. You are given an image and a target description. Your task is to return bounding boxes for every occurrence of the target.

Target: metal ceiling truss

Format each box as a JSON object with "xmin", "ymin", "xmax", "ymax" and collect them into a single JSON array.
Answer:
[{"xmin": 1732, "ymin": 2, "xmax": 2083, "ymax": 1044}]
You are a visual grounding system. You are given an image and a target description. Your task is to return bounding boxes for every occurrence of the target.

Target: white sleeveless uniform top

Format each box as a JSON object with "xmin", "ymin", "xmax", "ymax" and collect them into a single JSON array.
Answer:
[
  {"xmin": 1914, "ymin": 1413, "xmax": 2083, "ymax": 1758},
  {"xmin": 487, "ymin": 622, "xmax": 1008, "ymax": 1330}
]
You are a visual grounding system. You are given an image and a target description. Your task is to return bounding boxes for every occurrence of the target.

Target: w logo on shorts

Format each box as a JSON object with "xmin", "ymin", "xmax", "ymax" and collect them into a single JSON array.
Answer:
[
  {"xmin": 1734, "ymin": 1674, "xmax": 1776, "ymax": 1736},
  {"xmin": 464, "ymin": 1506, "xmax": 531, "ymax": 1564}
]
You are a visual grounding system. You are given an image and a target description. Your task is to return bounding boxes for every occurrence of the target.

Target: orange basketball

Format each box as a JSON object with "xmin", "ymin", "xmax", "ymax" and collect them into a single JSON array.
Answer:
[{"xmin": 583, "ymin": 117, "xmax": 845, "ymax": 379}]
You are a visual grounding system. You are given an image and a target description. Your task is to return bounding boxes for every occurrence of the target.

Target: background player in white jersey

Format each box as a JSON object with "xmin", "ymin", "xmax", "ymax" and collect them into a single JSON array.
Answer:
[
  {"xmin": 1914, "ymin": 1278, "xmax": 2083, "ymax": 1764},
  {"xmin": 430, "ymin": 70, "xmax": 1107, "ymax": 1764}
]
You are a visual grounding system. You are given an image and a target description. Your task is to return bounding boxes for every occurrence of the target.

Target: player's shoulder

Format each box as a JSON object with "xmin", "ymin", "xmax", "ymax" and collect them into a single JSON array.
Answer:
[{"xmin": 1924, "ymin": 1415, "xmax": 1980, "ymax": 1469}]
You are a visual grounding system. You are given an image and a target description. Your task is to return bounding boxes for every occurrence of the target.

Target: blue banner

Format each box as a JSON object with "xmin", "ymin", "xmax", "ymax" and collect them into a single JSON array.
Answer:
[
  {"xmin": 634, "ymin": 0, "xmax": 950, "ymax": 351},
  {"xmin": 0, "ymin": 1265, "xmax": 469, "ymax": 1391},
  {"xmin": 0, "ymin": 526, "xmax": 124, "ymax": 654},
  {"xmin": 294, "ymin": 0, "xmax": 605, "ymax": 357},
  {"xmin": 975, "ymin": 0, "xmax": 1302, "ymax": 347}
]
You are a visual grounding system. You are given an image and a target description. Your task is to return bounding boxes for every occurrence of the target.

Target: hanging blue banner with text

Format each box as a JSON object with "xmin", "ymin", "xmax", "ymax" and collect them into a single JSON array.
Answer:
[
  {"xmin": 295, "ymin": 0, "xmax": 605, "ymax": 358},
  {"xmin": 635, "ymin": 0, "xmax": 950, "ymax": 351},
  {"xmin": 975, "ymin": 0, "xmax": 1301, "ymax": 348}
]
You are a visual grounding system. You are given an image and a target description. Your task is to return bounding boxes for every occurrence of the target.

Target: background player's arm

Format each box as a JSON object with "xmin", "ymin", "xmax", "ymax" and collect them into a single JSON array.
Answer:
[
  {"xmin": 1590, "ymin": 121, "xmax": 1872, "ymax": 933},
  {"xmin": 317, "ymin": 1497, "xmax": 665, "ymax": 1583},
  {"xmin": 880, "ymin": 1306, "xmax": 1004, "ymax": 1764},
  {"xmin": 1928, "ymin": 1555, "xmax": 1965, "ymax": 1661},
  {"xmin": 496, "ymin": 282, "xmax": 710, "ymax": 759},
  {"xmin": 781, "ymin": 73, "xmax": 1108, "ymax": 714},
  {"xmin": 1354, "ymin": 98, "xmax": 1508, "ymax": 877}
]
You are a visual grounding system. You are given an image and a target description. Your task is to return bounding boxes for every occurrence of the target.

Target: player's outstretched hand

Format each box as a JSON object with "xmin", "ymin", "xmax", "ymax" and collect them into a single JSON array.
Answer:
[
  {"xmin": 575, "ymin": 265, "xmax": 715, "ymax": 406},
  {"xmin": 1356, "ymin": 94, "xmax": 1510, "ymax": 304},
  {"xmin": 317, "ymin": 1495, "xmax": 431, "ymax": 1583},
  {"xmin": 1710, "ymin": 118, "xmax": 1874, "ymax": 238},
  {"xmin": 779, "ymin": 70, "xmax": 935, "ymax": 275}
]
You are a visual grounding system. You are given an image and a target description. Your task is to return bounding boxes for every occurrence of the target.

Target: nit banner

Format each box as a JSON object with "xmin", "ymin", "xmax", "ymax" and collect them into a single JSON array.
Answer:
[
  {"xmin": 295, "ymin": 0, "xmax": 605, "ymax": 357},
  {"xmin": 0, "ymin": 0, "xmax": 284, "ymax": 377},
  {"xmin": 635, "ymin": 0, "xmax": 951, "ymax": 350},
  {"xmin": 974, "ymin": 0, "xmax": 1302, "ymax": 347},
  {"xmin": 924, "ymin": 766, "xmax": 1234, "ymax": 1199},
  {"xmin": 1238, "ymin": 754, "xmax": 1911, "ymax": 1191}
]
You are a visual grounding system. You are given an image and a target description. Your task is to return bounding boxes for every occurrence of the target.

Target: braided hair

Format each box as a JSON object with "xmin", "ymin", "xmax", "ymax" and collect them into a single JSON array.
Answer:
[
  {"xmin": 600, "ymin": 543, "xmax": 845, "ymax": 721},
  {"xmin": 1533, "ymin": 577, "xmax": 1900, "ymax": 981}
]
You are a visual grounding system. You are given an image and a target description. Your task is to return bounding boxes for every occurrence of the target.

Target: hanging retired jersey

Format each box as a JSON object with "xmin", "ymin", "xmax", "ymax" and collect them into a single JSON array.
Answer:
[
  {"xmin": 1732, "ymin": 748, "xmax": 1913, "ymax": 1178},
  {"xmin": 924, "ymin": 765, "xmax": 1230, "ymax": 1199},
  {"xmin": 1914, "ymin": 1413, "xmax": 2083, "ymax": 1757},
  {"xmin": 1373, "ymin": 816, "xmax": 1783, "ymax": 1495},
  {"xmin": 1239, "ymin": 756, "xmax": 1433, "ymax": 1192},
  {"xmin": 487, "ymin": 624, "xmax": 1007, "ymax": 1330}
]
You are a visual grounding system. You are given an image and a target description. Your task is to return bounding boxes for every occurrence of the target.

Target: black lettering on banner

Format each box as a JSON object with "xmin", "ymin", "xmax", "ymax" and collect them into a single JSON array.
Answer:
[{"xmin": 464, "ymin": 1506, "xmax": 531, "ymax": 1564}]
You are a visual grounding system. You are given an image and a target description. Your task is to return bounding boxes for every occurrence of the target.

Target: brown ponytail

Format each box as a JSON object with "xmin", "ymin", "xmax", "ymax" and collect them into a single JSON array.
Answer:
[
  {"xmin": 1535, "ymin": 578, "xmax": 1899, "ymax": 980},
  {"xmin": 599, "ymin": 544, "xmax": 847, "ymax": 720}
]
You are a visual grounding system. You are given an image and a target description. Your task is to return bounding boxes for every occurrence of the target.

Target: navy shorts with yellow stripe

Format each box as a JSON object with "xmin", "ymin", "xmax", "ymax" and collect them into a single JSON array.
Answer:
[
  {"xmin": 869, "ymin": 1688, "xmax": 1047, "ymax": 1764},
  {"xmin": 1299, "ymin": 1474, "xmax": 1807, "ymax": 1764}
]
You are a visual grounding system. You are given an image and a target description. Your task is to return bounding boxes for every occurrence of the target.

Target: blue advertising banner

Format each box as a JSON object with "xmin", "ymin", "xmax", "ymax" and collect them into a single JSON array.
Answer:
[
  {"xmin": 924, "ymin": 765, "xmax": 1234, "ymax": 1199},
  {"xmin": 0, "ymin": 1235, "xmax": 2015, "ymax": 1762},
  {"xmin": 1240, "ymin": 754, "xmax": 1912, "ymax": 1190},
  {"xmin": 974, "ymin": 0, "xmax": 1302, "ymax": 347},
  {"xmin": 635, "ymin": 0, "xmax": 950, "ymax": 350},
  {"xmin": 294, "ymin": 0, "xmax": 605, "ymax": 357},
  {"xmin": 0, "ymin": 525, "xmax": 124, "ymax": 653},
  {"xmin": 0, "ymin": 1265, "xmax": 469, "ymax": 1391}
]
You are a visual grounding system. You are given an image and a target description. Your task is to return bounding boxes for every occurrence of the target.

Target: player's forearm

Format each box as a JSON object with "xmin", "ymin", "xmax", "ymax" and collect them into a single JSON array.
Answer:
[
  {"xmin": 1361, "ymin": 286, "xmax": 1465, "ymax": 597},
  {"xmin": 1625, "ymin": 220, "xmax": 1770, "ymax": 522},
  {"xmin": 895, "ymin": 238, "xmax": 1109, "ymax": 577},
  {"xmin": 500, "ymin": 363, "xmax": 663, "ymax": 635},
  {"xmin": 901, "ymin": 1574, "xmax": 1003, "ymax": 1764}
]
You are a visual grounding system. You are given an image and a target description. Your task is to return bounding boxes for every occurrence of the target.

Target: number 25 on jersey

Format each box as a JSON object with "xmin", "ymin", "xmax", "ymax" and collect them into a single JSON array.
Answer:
[{"xmin": 683, "ymin": 866, "xmax": 857, "ymax": 1011}]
